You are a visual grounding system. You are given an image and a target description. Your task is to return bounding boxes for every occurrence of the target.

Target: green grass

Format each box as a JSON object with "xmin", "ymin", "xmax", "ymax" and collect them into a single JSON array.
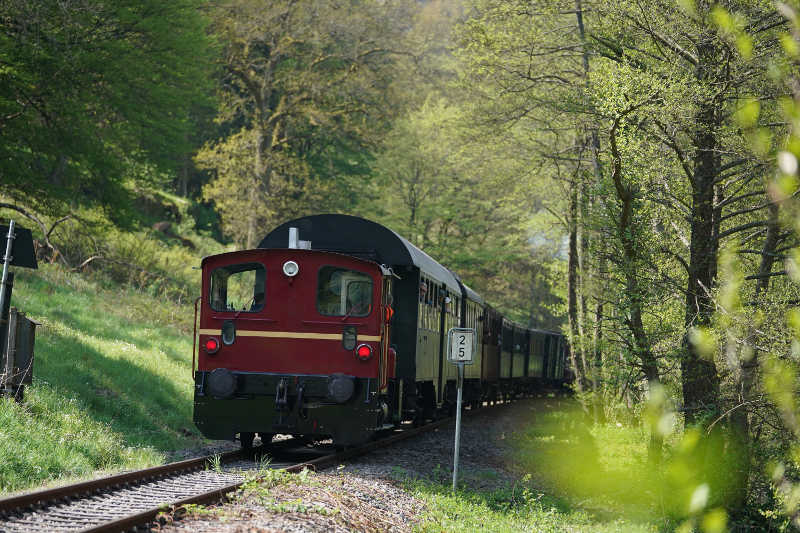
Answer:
[
  {"xmin": 0, "ymin": 264, "xmax": 204, "ymax": 493},
  {"xmin": 399, "ymin": 475, "xmax": 654, "ymax": 532},
  {"xmin": 504, "ymin": 403, "xmax": 730, "ymax": 532},
  {"xmin": 511, "ymin": 407, "xmax": 661, "ymax": 521},
  {"xmin": 390, "ymin": 402, "xmax": 666, "ymax": 532}
]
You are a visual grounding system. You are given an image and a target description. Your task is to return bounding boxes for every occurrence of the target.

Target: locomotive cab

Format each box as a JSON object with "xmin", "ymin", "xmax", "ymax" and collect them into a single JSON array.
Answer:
[{"xmin": 193, "ymin": 247, "xmax": 394, "ymax": 447}]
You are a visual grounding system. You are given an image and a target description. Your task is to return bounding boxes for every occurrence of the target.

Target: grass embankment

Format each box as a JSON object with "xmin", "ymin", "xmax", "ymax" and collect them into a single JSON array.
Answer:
[
  {"xmin": 0, "ymin": 265, "xmax": 203, "ymax": 493},
  {"xmin": 403, "ymin": 403, "xmax": 732, "ymax": 532},
  {"xmin": 405, "ymin": 478, "xmax": 654, "ymax": 532},
  {"xmin": 397, "ymin": 402, "xmax": 666, "ymax": 532}
]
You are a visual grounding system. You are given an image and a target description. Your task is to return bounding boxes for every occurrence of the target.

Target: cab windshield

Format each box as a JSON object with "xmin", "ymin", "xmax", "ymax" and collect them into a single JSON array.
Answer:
[
  {"xmin": 317, "ymin": 266, "xmax": 373, "ymax": 317},
  {"xmin": 209, "ymin": 262, "xmax": 266, "ymax": 312}
]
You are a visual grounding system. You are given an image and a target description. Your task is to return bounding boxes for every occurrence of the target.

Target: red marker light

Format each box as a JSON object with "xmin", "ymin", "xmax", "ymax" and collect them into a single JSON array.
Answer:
[
  {"xmin": 204, "ymin": 337, "xmax": 220, "ymax": 355},
  {"xmin": 355, "ymin": 344, "xmax": 373, "ymax": 361}
]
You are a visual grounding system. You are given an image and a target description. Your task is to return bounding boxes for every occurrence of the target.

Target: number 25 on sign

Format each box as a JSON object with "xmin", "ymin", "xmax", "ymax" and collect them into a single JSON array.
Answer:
[{"xmin": 447, "ymin": 328, "xmax": 475, "ymax": 364}]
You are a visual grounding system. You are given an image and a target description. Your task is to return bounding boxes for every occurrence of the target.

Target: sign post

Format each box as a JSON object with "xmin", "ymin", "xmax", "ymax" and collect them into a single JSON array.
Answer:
[
  {"xmin": 0, "ymin": 220, "xmax": 38, "ymax": 399},
  {"xmin": 447, "ymin": 327, "xmax": 475, "ymax": 492},
  {"xmin": 0, "ymin": 220, "xmax": 15, "ymax": 324},
  {"xmin": 0, "ymin": 220, "xmax": 37, "ymax": 331}
]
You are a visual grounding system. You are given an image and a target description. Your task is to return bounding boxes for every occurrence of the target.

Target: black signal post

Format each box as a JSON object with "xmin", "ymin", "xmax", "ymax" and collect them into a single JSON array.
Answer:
[
  {"xmin": 0, "ymin": 220, "xmax": 38, "ymax": 395},
  {"xmin": 0, "ymin": 220, "xmax": 37, "ymax": 323}
]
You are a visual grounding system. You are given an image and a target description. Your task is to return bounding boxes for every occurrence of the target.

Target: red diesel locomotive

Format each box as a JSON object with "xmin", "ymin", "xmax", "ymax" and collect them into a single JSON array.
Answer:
[{"xmin": 192, "ymin": 215, "xmax": 569, "ymax": 448}]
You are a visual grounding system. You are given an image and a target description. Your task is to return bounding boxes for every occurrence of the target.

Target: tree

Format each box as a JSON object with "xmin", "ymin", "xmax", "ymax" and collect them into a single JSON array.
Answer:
[
  {"xmin": 0, "ymin": 0, "xmax": 214, "ymax": 217},
  {"xmin": 197, "ymin": 0, "xmax": 414, "ymax": 247},
  {"xmin": 371, "ymin": 97, "xmax": 561, "ymax": 322},
  {"xmin": 591, "ymin": 0, "xmax": 787, "ymax": 426}
]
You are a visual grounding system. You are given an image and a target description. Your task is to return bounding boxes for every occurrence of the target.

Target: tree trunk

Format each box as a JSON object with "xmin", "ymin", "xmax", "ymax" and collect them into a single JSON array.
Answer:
[
  {"xmin": 682, "ymin": 41, "xmax": 721, "ymax": 426},
  {"xmin": 729, "ymin": 201, "xmax": 781, "ymax": 506},
  {"xmin": 609, "ymin": 117, "xmax": 662, "ymax": 461},
  {"xmin": 246, "ymin": 132, "xmax": 263, "ymax": 249},
  {"xmin": 567, "ymin": 182, "xmax": 584, "ymax": 393},
  {"xmin": 577, "ymin": 177, "xmax": 590, "ymax": 384},
  {"xmin": 576, "ymin": 0, "xmax": 604, "ymax": 413}
]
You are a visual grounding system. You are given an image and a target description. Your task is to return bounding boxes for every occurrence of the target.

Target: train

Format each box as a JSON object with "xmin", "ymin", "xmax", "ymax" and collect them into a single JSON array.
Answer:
[{"xmin": 192, "ymin": 214, "xmax": 570, "ymax": 448}]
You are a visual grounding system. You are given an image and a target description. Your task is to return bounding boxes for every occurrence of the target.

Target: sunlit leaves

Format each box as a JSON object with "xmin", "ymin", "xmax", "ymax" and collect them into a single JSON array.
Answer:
[
  {"xmin": 644, "ymin": 383, "xmax": 676, "ymax": 437},
  {"xmin": 701, "ymin": 508, "xmax": 728, "ymax": 533},
  {"xmin": 677, "ymin": 0, "xmax": 697, "ymax": 17},
  {"xmin": 762, "ymin": 356, "xmax": 799, "ymax": 430},
  {"xmin": 773, "ymin": 6, "xmax": 800, "ymax": 524},
  {"xmin": 779, "ymin": 151, "xmax": 799, "ymax": 175},
  {"xmin": 711, "ymin": 6, "xmax": 753, "ymax": 60},
  {"xmin": 780, "ymin": 33, "xmax": 800, "ymax": 58},
  {"xmin": 719, "ymin": 245, "xmax": 743, "ymax": 318},
  {"xmin": 689, "ymin": 327, "xmax": 718, "ymax": 361},
  {"xmin": 734, "ymin": 98, "xmax": 761, "ymax": 129},
  {"xmin": 689, "ymin": 483, "xmax": 711, "ymax": 513},
  {"xmin": 748, "ymin": 129, "xmax": 774, "ymax": 158}
]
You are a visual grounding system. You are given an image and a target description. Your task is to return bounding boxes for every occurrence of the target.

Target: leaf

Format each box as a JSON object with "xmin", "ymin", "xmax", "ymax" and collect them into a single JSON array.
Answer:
[{"xmin": 734, "ymin": 98, "xmax": 760, "ymax": 129}]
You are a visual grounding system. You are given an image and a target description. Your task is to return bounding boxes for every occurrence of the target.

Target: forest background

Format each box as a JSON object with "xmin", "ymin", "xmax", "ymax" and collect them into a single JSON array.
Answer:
[{"xmin": 5, "ymin": 0, "xmax": 800, "ymax": 530}]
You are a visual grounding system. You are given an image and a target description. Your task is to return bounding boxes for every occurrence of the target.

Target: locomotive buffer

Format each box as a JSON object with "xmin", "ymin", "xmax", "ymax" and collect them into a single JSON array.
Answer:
[{"xmin": 446, "ymin": 327, "xmax": 475, "ymax": 492}]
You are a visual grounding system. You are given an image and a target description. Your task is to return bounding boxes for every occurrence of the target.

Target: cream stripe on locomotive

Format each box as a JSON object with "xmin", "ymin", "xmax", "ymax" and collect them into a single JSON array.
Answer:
[{"xmin": 199, "ymin": 329, "xmax": 382, "ymax": 342}]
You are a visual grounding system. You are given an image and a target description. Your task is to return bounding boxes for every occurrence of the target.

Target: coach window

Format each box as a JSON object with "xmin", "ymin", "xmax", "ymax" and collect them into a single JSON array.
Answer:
[
  {"xmin": 210, "ymin": 263, "xmax": 266, "ymax": 312},
  {"xmin": 317, "ymin": 266, "xmax": 373, "ymax": 317},
  {"xmin": 425, "ymin": 279, "xmax": 432, "ymax": 329}
]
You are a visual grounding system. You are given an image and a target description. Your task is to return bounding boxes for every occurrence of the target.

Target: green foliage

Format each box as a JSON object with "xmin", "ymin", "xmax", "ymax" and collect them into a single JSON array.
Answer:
[
  {"xmin": 510, "ymin": 402, "xmax": 739, "ymax": 532},
  {"xmin": 0, "ymin": 0, "xmax": 216, "ymax": 215},
  {"xmin": 456, "ymin": 0, "xmax": 800, "ymax": 528},
  {"xmin": 197, "ymin": 0, "xmax": 413, "ymax": 247},
  {"xmin": 370, "ymin": 96, "xmax": 561, "ymax": 323}
]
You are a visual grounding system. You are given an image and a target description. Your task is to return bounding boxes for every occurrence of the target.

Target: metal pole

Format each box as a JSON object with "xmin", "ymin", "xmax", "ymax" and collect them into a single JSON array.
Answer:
[
  {"xmin": 452, "ymin": 361, "xmax": 464, "ymax": 492},
  {"xmin": 0, "ymin": 220, "xmax": 15, "ymax": 393},
  {"xmin": 0, "ymin": 220, "xmax": 15, "ymax": 327}
]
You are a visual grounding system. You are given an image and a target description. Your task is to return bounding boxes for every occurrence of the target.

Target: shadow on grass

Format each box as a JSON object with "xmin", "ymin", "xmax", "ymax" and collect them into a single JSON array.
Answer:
[
  {"xmin": 0, "ymin": 322, "xmax": 199, "ymax": 492},
  {"xmin": 34, "ymin": 327, "xmax": 197, "ymax": 450},
  {"xmin": 47, "ymin": 306, "xmax": 166, "ymax": 358},
  {"xmin": 0, "ymin": 258, "xmax": 204, "ymax": 493}
]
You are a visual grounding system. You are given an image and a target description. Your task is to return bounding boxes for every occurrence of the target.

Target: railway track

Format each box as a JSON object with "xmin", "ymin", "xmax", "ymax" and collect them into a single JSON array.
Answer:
[{"xmin": 0, "ymin": 415, "xmax": 455, "ymax": 532}]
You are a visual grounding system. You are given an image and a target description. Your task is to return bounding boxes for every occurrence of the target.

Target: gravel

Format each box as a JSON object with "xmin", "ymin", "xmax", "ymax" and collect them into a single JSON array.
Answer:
[
  {"xmin": 159, "ymin": 398, "xmax": 553, "ymax": 532},
  {"xmin": 165, "ymin": 434, "xmax": 293, "ymax": 463},
  {"xmin": 165, "ymin": 441, "xmax": 240, "ymax": 462}
]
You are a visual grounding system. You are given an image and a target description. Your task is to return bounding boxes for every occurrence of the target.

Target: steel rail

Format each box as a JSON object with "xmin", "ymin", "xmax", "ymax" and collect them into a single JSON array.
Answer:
[
  {"xmin": 76, "ymin": 415, "xmax": 455, "ymax": 533},
  {"xmin": 0, "ymin": 449, "xmax": 244, "ymax": 516},
  {"xmin": 1, "ymin": 402, "xmax": 501, "ymax": 533}
]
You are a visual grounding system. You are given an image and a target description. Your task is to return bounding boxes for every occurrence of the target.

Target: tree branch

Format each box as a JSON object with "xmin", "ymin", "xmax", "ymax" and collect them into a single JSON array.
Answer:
[{"xmin": 719, "ymin": 220, "xmax": 771, "ymax": 240}]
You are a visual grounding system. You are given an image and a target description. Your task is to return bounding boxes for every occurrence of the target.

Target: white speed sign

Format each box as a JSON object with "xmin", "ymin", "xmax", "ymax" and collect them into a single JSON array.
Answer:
[{"xmin": 447, "ymin": 328, "xmax": 475, "ymax": 364}]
